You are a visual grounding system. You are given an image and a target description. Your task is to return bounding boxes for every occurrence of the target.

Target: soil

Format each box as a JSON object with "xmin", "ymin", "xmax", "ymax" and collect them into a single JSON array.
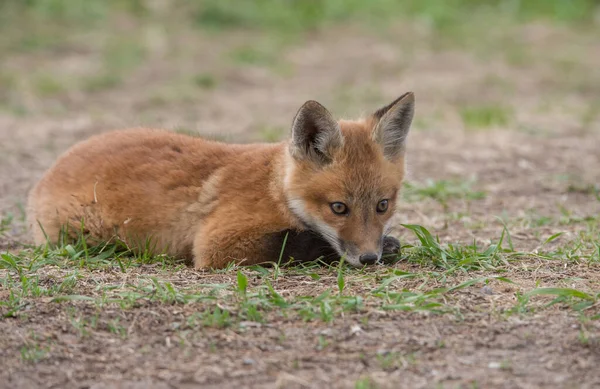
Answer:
[{"xmin": 1, "ymin": 21, "xmax": 599, "ymax": 389}]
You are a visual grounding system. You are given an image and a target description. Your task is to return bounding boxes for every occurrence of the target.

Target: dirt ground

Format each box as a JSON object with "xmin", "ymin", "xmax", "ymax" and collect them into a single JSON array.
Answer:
[{"xmin": 1, "ymin": 15, "xmax": 600, "ymax": 389}]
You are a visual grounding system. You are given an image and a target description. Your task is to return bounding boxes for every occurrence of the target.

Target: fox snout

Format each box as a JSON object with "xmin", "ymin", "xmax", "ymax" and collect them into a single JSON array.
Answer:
[
  {"xmin": 339, "ymin": 235, "xmax": 401, "ymax": 267},
  {"xmin": 340, "ymin": 238, "xmax": 384, "ymax": 267},
  {"xmin": 358, "ymin": 253, "xmax": 379, "ymax": 265}
]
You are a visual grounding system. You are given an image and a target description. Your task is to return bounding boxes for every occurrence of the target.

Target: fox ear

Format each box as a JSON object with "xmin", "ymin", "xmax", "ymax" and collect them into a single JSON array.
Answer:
[
  {"xmin": 290, "ymin": 100, "xmax": 342, "ymax": 164},
  {"xmin": 371, "ymin": 92, "xmax": 415, "ymax": 161}
]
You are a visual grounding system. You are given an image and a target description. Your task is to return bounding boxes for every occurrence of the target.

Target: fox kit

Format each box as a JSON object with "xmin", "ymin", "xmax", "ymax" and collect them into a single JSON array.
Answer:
[{"xmin": 28, "ymin": 92, "xmax": 415, "ymax": 269}]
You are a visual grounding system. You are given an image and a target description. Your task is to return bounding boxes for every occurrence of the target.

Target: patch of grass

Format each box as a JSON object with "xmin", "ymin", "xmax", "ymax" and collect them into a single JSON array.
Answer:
[
  {"xmin": 67, "ymin": 308, "xmax": 98, "ymax": 337},
  {"xmin": 193, "ymin": 0, "xmax": 600, "ymax": 33},
  {"xmin": 193, "ymin": 73, "xmax": 217, "ymax": 89},
  {"xmin": 401, "ymin": 223, "xmax": 515, "ymax": 272},
  {"xmin": 0, "ymin": 1, "xmax": 140, "ymax": 53},
  {"xmin": 581, "ymin": 99, "xmax": 600, "ymax": 128},
  {"xmin": 355, "ymin": 376, "xmax": 379, "ymax": 389},
  {"xmin": 376, "ymin": 351, "xmax": 416, "ymax": 371},
  {"xmin": 316, "ymin": 334, "xmax": 330, "ymax": 350},
  {"xmin": 2, "ymin": 0, "xmax": 109, "ymax": 24},
  {"xmin": 524, "ymin": 209, "xmax": 554, "ymax": 228},
  {"xmin": 228, "ymin": 45, "xmax": 279, "ymax": 67},
  {"xmin": 20, "ymin": 342, "xmax": 49, "ymax": 363},
  {"xmin": 555, "ymin": 174, "xmax": 600, "ymax": 201},
  {"xmin": 194, "ymin": 0, "xmax": 369, "ymax": 32},
  {"xmin": 190, "ymin": 307, "xmax": 232, "ymax": 329},
  {"xmin": 403, "ymin": 179, "xmax": 486, "ymax": 211},
  {"xmin": 0, "ymin": 213, "xmax": 16, "ymax": 234},
  {"xmin": 107, "ymin": 317, "xmax": 128, "ymax": 338},
  {"xmin": 536, "ymin": 224, "xmax": 600, "ymax": 264},
  {"xmin": 80, "ymin": 37, "xmax": 146, "ymax": 92},
  {"xmin": 516, "ymin": 287, "xmax": 600, "ymax": 316},
  {"xmin": 102, "ymin": 38, "xmax": 146, "ymax": 72},
  {"xmin": 1, "ymin": 0, "xmax": 597, "ymax": 62},
  {"xmin": 558, "ymin": 207, "xmax": 599, "ymax": 226},
  {"xmin": 8, "ymin": 0, "xmax": 594, "ymax": 34},
  {"xmin": 460, "ymin": 105, "xmax": 513, "ymax": 129},
  {"xmin": 0, "ymin": 251, "xmax": 86, "ymax": 317},
  {"xmin": 522, "ymin": 204, "xmax": 600, "ymax": 229},
  {"xmin": 503, "ymin": 42, "xmax": 533, "ymax": 66},
  {"xmin": 32, "ymin": 74, "xmax": 67, "ymax": 97},
  {"xmin": 0, "ymin": 225, "xmax": 188, "ymax": 317},
  {"xmin": 82, "ymin": 73, "xmax": 123, "ymax": 92},
  {"xmin": 567, "ymin": 183, "xmax": 600, "ymax": 199},
  {"xmin": 0, "ymin": 223, "xmax": 469, "ymax": 321},
  {"xmin": 507, "ymin": 291, "xmax": 531, "ymax": 316},
  {"xmin": 256, "ymin": 125, "xmax": 285, "ymax": 142},
  {"xmin": 3, "ymin": 221, "xmax": 597, "ymax": 325}
]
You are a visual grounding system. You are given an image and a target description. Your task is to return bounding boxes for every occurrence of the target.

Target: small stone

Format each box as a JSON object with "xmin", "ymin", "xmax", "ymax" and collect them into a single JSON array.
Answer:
[
  {"xmin": 239, "ymin": 321, "xmax": 262, "ymax": 328},
  {"xmin": 350, "ymin": 324, "xmax": 362, "ymax": 335},
  {"xmin": 481, "ymin": 286, "xmax": 495, "ymax": 295},
  {"xmin": 243, "ymin": 358, "xmax": 256, "ymax": 365}
]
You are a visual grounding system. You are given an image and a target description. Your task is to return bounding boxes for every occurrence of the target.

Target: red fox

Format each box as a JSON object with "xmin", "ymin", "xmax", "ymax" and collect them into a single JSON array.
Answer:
[{"xmin": 27, "ymin": 92, "xmax": 415, "ymax": 269}]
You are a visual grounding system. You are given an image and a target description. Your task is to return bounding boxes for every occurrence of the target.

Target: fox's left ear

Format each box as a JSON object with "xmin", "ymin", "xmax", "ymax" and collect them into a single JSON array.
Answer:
[
  {"xmin": 290, "ymin": 100, "xmax": 342, "ymax": 165},
  {"xmin": 371, "ymin": 92, "xmax": 415, "ymax": 161}
]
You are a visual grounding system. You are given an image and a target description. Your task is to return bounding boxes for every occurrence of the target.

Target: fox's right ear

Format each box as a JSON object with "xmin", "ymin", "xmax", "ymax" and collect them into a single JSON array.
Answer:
[
  {"xmin": 289, "ymin": 100, "xmax": 342, "ymax": 164},
  {"xmin": 371, "ymin": 92, "xmax": 415, "ymax": 161}
]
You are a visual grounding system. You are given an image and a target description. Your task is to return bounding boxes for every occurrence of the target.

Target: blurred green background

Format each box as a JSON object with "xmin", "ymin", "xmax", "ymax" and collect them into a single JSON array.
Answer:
[
  {"xmin": 2, "ymin": 0, "xmax": 599, "ymax": 34},
  {"xmin": 0, "ymin": 0, "xmax": 599, "ymax": 250},
  {"xmin": 0, "ymin": 0, "xmax": 598, "ymax": 134}
]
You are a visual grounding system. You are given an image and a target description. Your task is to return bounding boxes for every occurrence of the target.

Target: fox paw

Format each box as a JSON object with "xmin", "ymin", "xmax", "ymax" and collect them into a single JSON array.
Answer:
[{"xmin": 381, "ymin": 236, "xmax": 401, "ymax": 264}]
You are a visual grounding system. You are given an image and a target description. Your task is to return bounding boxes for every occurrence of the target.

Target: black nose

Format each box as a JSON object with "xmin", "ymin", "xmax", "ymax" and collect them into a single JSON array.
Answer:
[{"xmin": 359, "ymin": 253, "xmax": 378, "ymax": 265}]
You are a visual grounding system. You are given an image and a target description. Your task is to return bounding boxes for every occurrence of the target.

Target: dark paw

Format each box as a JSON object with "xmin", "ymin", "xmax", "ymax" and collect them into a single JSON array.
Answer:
[{"xmin": 381, "ymin": 236, "xmax": 401, "ymax": 264}]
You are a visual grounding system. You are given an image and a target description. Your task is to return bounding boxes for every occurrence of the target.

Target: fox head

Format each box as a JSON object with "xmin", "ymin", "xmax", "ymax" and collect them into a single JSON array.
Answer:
[{"xmin": 283, "ymin": 92, "xmax": 415, "ymax": 267}]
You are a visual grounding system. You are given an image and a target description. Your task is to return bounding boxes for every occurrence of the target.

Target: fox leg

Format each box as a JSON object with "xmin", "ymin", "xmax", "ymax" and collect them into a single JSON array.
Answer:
[
  {"xmin": 193, "ymin": 218, "xmax": 402, "ymax": 269},
  {"xmin": 193, "ymin": 224, "xmax": 339, "ymax": 269},
  {"xmin": 279, "ymin": 233, "xmax": 401, "ymax": 265},
  {"xmin": 262, "ymin": 229, "xmax": 340, "ymax": 264},
  {"xmin": 381, "ymin": 236, "xmax": 401, "ymax": 263},
  {"xmin": 241, "ymin": 232, "xmax": 400, "ymax": 265}
]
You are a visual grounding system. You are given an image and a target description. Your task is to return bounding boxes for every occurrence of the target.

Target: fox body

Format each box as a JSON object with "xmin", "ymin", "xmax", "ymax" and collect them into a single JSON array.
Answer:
[{"xmin": 27, "ymin": 92, "xmax": 415, "ymax": 268}]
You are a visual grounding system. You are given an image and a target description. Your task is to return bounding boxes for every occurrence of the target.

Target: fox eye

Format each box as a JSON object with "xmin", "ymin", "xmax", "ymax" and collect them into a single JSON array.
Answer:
[
  {"xmin": 330, "ymin": 202, "xmax": 349, "ymax": 215},
  {"xmin": 376, "ymin": 199, "xmax": 389, "ymax": 213}
]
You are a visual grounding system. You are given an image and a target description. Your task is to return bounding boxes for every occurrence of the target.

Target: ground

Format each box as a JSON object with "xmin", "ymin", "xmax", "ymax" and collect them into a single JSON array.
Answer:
[{"xmin": 1, "ymin": 2, "xmax": 599, "ymax": 389}]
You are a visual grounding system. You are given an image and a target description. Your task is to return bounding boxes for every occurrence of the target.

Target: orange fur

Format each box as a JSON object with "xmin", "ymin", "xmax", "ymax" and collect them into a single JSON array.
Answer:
[{"xmin": 28, "ymin": 93, "xmax": 415, "ymax": 269}]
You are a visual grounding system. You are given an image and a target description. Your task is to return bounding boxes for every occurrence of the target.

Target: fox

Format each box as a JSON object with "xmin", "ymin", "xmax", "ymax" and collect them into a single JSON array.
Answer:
[{"xmin": 27, "ymin": 92, "xmax": 415, "ymax": 269}]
